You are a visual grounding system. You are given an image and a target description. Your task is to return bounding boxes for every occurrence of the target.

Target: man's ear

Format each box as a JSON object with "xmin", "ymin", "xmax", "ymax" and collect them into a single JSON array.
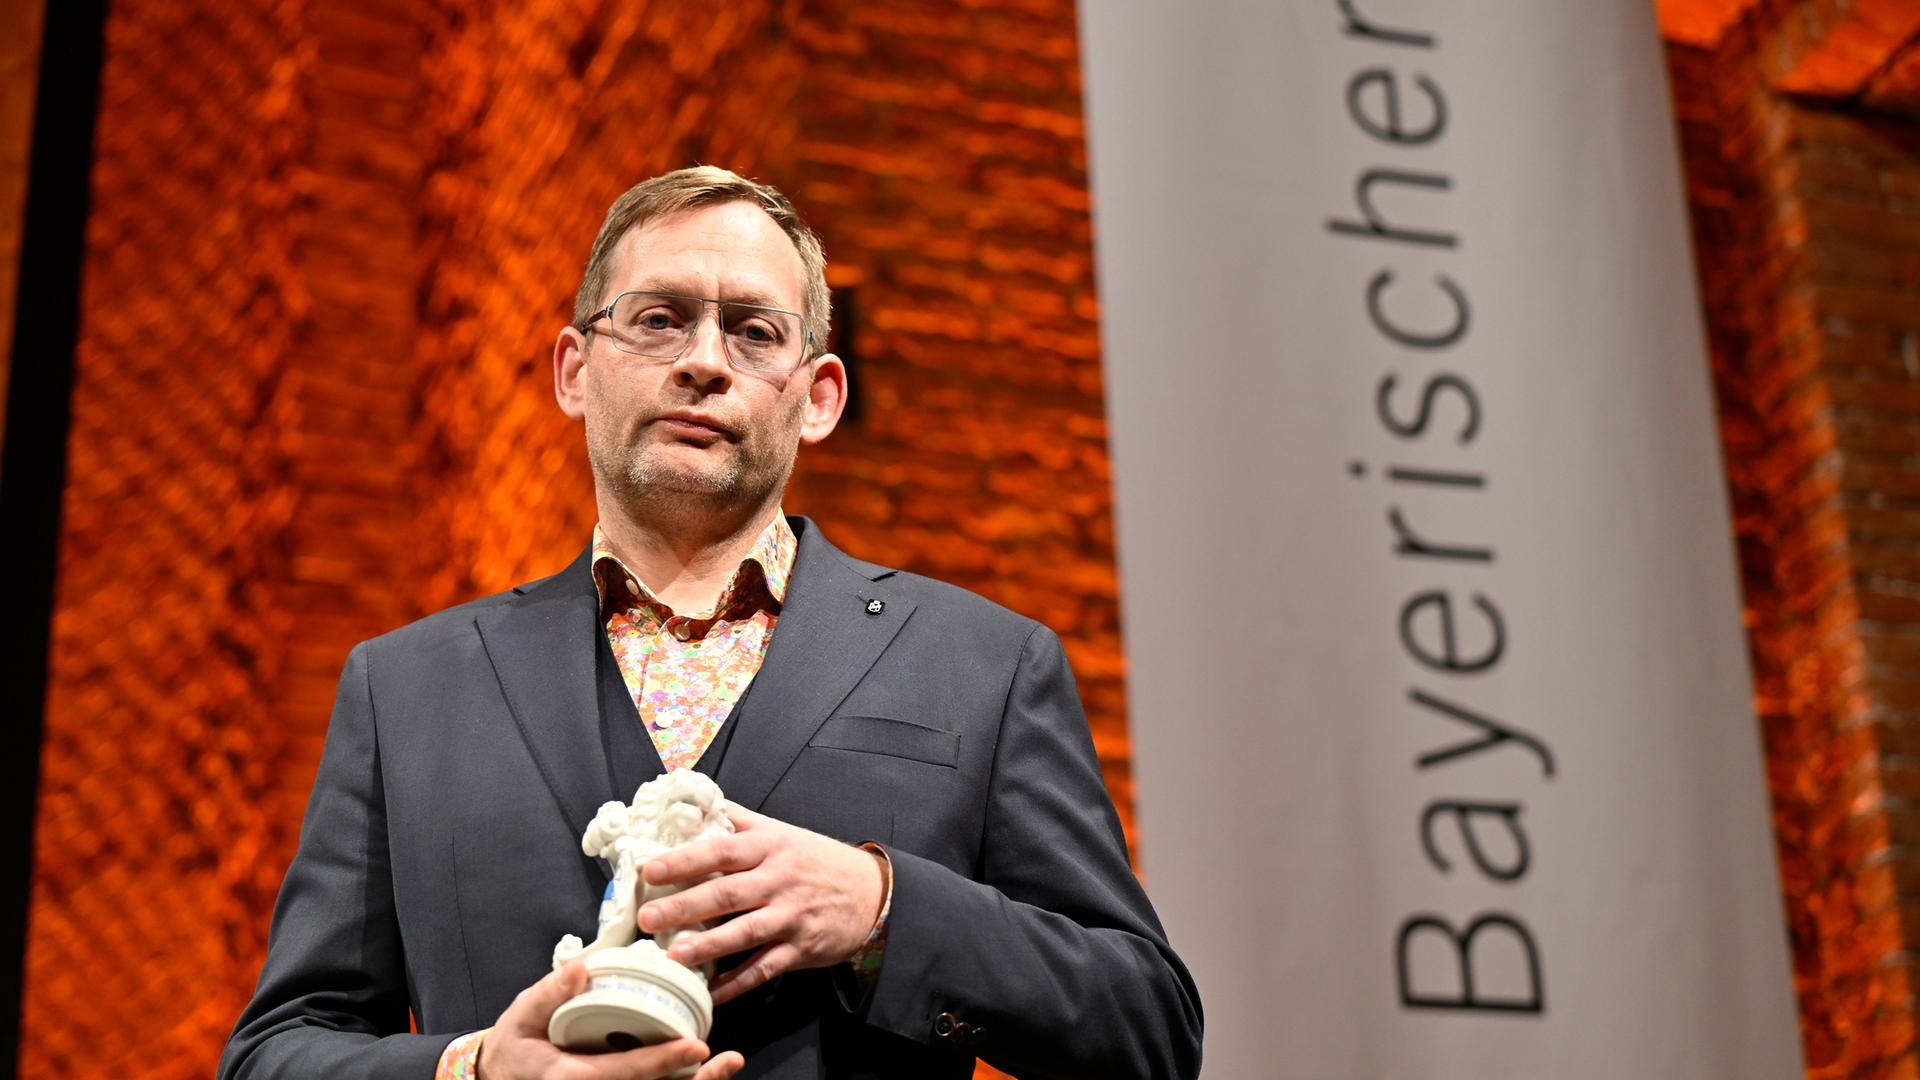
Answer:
[
  {"xmin": 555, "ymin": 326, "xmax": 589, "ymax": 420},
  {"xmin": 800, "ymin": 353, "xmax": 848, "ymax": 445}
]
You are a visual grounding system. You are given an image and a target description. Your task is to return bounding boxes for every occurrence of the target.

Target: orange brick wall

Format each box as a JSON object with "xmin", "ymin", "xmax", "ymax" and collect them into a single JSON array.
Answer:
[
  {"xmin": 0, "ymin": 0, "xmax": 46, "ymax": 450},
  {"xmin": 1663, "ymin": 1, "xmax": 1920, "ymax": 1075},
  {"xmin": 20, "ymin": 1, "xmax": 1110, "ymax": 1075},
  {"xmin": 26, "ymin": 0, "xmax": 315, "ymax": 1068}
]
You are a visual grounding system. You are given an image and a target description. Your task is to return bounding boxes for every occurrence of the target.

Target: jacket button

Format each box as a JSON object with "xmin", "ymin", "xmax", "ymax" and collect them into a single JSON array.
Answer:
[{"xmin": 933, "ymin": 1012, "xmax": 960, "ymax": 1039}]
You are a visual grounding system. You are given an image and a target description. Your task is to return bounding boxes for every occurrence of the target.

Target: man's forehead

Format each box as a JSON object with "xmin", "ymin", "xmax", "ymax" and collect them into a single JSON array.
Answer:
[{"xmin": 610, "ymin": 201, "xmax": 805, "ymax": 305}]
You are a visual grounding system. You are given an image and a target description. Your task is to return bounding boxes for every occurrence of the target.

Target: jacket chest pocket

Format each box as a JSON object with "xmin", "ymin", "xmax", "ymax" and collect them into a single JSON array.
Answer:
[
  {"xmin": 765, "ymin": 715, "xmax": 964, "ymax": 847},
  {"xmin": 807, "ymin": 713, "xmax": 960, "ymax": 768}
]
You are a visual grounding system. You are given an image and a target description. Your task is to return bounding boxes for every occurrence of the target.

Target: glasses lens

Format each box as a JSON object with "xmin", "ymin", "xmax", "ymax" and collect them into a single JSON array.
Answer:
[
  {"xmin": 600, "ymin": 292, "xmax": 805, "ymax": 371},
  {"xmin": 720, "ymin": 304, "xmax": 803, "ymax": 371},
  {"xmin": 608, "ymin": 293, "xmax": 696, "ymax": 358}
]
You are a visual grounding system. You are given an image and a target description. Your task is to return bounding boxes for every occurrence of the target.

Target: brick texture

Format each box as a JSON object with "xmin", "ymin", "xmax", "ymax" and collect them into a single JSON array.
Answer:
[
  {"xmin": 23, "ymin": 0, "xmax": 318, "ymax": 1071},
  {"xmin": 0, "ymin": 0, "xmax": 45, "ymax": 451},
  {"xmin": 1664, "ymin": 0, "xmax": 1920, "ymax": 1075}
]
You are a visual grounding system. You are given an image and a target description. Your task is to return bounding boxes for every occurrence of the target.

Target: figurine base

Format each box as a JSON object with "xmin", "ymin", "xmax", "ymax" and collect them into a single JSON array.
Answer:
[{"xmin": 549, "ymin": 943, "xmax": 713, "ymax": 1070}]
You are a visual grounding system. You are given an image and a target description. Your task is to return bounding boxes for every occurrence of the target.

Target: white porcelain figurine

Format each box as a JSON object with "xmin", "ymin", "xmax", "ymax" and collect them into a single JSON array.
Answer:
[{"xmin": 547, "ymin": 769, "xmax": 734, "ymax": 1065}]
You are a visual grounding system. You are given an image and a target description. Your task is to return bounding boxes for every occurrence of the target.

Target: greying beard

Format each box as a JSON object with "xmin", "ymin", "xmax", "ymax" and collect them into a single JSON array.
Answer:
[
  {"xmin": 585, "ymin": 384, "xmax": 806, "ymax": 521},
  {"xmin": 591, "ymin": 448, "xmax": 744, "ymax": 524},
  {"xmin": 592, "ymin": 434, "xmax": 796, "ymax": 522},
  {"xmin": 625, "ymin": 449, "xmax": 744, "ymax": 498}
]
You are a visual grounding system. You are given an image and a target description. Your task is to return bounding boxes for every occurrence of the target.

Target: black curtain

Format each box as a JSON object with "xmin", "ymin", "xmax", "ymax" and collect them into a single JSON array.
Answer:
[{"xmin": 1, "ymin": 0, "xmax": 108, "ymax": 1067}]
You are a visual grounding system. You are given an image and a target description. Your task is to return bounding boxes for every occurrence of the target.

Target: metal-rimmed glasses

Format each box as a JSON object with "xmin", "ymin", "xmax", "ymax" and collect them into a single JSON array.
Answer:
[{"xmin": 577, "ymin": 290, "xmax": 813, "ymax": 374}]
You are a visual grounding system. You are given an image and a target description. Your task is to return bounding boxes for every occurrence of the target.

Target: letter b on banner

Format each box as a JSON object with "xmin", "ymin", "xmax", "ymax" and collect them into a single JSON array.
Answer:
[{"xmin": 1396, "ymin": 912, "xmax": 1544, "ymax": 1014}]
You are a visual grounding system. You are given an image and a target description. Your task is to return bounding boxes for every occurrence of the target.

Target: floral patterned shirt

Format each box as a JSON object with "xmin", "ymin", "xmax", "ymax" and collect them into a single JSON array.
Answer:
[
  {"xmin": 436, "ymin": 514, "xmax": 798, "ymax": 1077},
  {"xmin": 591, "ymin": 515, "xmax": 796, "ymax": 771}
]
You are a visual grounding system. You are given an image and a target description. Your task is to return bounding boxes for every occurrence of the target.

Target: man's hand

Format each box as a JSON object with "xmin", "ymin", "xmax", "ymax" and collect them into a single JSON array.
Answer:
[
  {"xmin": 639, "ymin": 804, "xmax": 886, "ymax": 1004},
  {"xmin": 476, "ymin": 959, "xmax": 746, "ymax": 1080}
]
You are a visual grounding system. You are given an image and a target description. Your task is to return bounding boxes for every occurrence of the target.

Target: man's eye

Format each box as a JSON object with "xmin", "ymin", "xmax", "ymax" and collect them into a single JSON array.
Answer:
[
  {"xmin": 631, "ymin": 309, "xmax": 681, "ymax": 331},
  {"xmin": 735, "ymin": 321, "xmax": 777, "ymax": 343}
]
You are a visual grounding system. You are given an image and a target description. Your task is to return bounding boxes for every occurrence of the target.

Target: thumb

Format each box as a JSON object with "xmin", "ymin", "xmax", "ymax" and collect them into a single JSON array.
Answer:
[{"xmin": 501, "ymin": 958, "xmax": 587, "ymax": 1035}]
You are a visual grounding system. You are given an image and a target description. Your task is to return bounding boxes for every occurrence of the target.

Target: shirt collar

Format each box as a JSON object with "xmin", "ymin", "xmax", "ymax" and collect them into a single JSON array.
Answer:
[{"xmin": 590, "ymin": 512, "xmax": 797, "ymax": 622}]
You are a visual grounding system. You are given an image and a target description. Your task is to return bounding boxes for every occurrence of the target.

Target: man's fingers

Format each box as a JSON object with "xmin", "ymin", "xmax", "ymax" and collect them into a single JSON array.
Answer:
[
  {"xmin": 692, "ymin": 1051, "xmax": 746, "ymax": 1080},
  {"xmin": 706, "ymin": 942, "xmax": 802, "ymax": 1005},
  {"xmin": 503, "ymin": 958, "xmax": 586, "ymax": 1034},
  {"xmin": 644, "ymin": 830, "xmax": 764, "ymax": 886},
  {"xmin": 576, "ymin": 1037, "xmax": 711, "ymax": 1079},
  {"xmin": 720, "ymin": 802, "xmax": 771, "ymax": 831},
  {"xmin": 666, "ymin": 908, "xmax": 783, "ymax": 968},
  {"xmin": 640, "ymin": 872, "xmax": 772, "ymax": 935}
]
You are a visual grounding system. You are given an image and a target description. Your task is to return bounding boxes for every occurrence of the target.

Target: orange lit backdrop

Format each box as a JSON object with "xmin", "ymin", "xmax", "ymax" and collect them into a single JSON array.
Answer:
[
  {"xmin": 0, "ymin": 0, "xmax": 46, "ymax": 442},
  {"xmin": 1662, "ymin": 0, "xmax": 1920, "ymax": 1075}
]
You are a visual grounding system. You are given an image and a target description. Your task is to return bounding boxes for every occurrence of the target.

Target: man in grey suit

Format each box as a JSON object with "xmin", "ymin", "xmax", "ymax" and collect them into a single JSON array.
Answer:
[{"xmin": 221, "ymin": 167, "xmax": 1202, "ymax": 1080}]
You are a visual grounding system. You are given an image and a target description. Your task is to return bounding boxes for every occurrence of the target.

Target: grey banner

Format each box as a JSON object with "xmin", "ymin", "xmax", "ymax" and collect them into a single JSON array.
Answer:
[{"xmin": 1079, "ymin": 1, "xmax": 1802, "ymax": 1074}]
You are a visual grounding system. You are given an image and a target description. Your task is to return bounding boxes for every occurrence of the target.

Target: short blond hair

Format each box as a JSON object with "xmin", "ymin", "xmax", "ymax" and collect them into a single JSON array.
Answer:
[{"xmin": 572, "ymin": 166, "xmax": 830, "ymax": 352}]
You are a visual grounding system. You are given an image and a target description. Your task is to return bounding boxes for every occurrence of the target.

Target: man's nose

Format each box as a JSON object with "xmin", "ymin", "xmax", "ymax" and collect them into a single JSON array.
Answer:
[{"xmin": 671, "ymin": 306, "xmax": 732, "ymax": 389}]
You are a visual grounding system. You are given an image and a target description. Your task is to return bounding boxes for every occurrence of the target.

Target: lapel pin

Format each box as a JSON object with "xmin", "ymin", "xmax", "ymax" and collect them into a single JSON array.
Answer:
[{"xmin": 865, "ymin": 598, "xmax": 885, "ymax": 616}]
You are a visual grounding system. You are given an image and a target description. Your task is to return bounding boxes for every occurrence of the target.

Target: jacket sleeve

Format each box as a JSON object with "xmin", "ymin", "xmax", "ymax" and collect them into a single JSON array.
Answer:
[
  {"xmin": 857, "ymin": 625, "xmax": 1205, "ymax": 1080},
  {"xmin": 220, "ymin": 642, "xmax": 461, "ymax": 1079}
]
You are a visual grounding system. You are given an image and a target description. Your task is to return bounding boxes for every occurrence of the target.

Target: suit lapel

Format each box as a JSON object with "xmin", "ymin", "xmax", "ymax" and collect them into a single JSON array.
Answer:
[
  {"xmin": 474, "ymin": 547, "xmax": 620, "ymax": 844},
  {"xmin": 717, "ymin": 517, "xmax": 915, "ymax": 811}
]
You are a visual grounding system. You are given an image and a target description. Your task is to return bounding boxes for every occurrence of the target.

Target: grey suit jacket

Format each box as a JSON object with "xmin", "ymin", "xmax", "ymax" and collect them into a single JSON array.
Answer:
[{"xmin": 221, "ymin": 518, "xmax": 1202, "ymax": 1079}]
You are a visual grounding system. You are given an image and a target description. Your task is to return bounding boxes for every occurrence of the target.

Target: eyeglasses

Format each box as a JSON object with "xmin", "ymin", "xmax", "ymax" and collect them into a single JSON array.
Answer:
[{"xmin": 578, "ymin": 291, "xmax": 812, "ymax": 374}]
